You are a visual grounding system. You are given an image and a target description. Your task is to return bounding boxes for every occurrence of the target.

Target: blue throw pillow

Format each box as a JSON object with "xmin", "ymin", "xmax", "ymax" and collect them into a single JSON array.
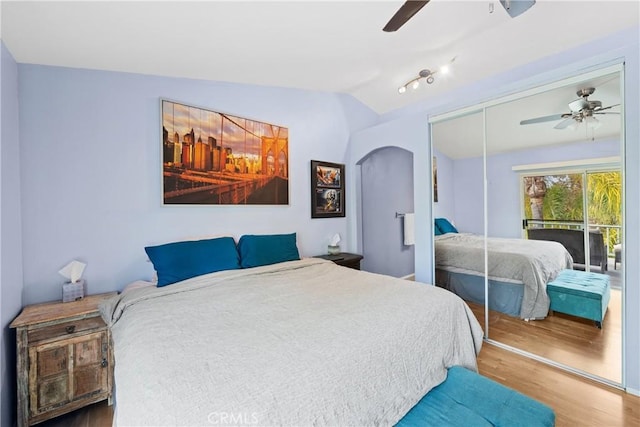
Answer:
[
  {"xmin": 434, "ymin": 221, "xmax": 443, "ymax": 236},
  {"xmin": 145, "ymin": 237, "xmax": 240, "ymax": 287},
  {"xmin": 435, "ymin": 218, "xmax": 458, "ymax": 234},
  {"xmin": 238, "ymin": 233, "xmax": 300, "ymax": 268}
]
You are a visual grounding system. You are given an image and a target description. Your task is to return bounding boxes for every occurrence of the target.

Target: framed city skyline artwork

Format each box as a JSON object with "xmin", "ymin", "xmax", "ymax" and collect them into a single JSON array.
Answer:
[
  {"xmin": 311, "ymin": 160, "xmax": 345, "ymax": 218},
  {"xmin": 161, "ymin": 99, "xmax": 289, "ymax": 205}
]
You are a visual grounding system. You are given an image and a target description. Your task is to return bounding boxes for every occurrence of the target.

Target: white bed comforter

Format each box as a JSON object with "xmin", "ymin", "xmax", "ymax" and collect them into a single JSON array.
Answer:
[
  {"xmin": 435, "ymin": 233, "xmax": 573, "ymax": 319},
  {"xmin": 101, "ymin": 258, "xmax": 483, "ymax": 426}
]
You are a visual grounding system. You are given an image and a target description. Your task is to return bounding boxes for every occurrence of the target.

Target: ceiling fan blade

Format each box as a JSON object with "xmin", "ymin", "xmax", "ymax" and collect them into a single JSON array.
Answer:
[
  {"xmin": 554, "ymin": 118, "xmax": 576, "ymax": 130},
  {"xmin": 594, "ymin": 103, "xmax": 620, "ymax": 112},
  {"xmin": 519, "ymin": 114, "xmax": 565, "ymax": 125},
  {"xmin": 383, "ymin": 1, "xmax": 430, "ymax": 32}
]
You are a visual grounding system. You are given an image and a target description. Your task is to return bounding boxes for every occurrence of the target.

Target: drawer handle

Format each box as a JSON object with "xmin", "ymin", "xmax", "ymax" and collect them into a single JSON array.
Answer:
[
  {"xmin": 65, "ymin": 325, "xmax": 76, "ymax": 334},
  {"xmin": 101, "ymin": 358, "xmax": 108, "ymax": 368}
]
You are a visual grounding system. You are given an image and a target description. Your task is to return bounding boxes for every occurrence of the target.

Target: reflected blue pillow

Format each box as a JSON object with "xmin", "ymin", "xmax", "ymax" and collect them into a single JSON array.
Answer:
[
  {"xmin": 435, "ymin": 218, "xmax": 458, "ymax": 234},
  {"xmin": 238, "ymin": 233, "xmax": 300, "ymax": 268},
  {"xmin": 434, "ymin": 222, "xmax": 443, "ymax": 236},
  {"xmin": 145, "ymin": 237, "xmax": 240, "ymax": 287}
]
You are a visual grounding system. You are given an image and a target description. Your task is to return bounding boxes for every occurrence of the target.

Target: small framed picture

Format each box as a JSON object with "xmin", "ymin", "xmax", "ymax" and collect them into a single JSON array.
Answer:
[{"xmin": 311, "ymin": 160, "xmax": 345, "ymax": 218}]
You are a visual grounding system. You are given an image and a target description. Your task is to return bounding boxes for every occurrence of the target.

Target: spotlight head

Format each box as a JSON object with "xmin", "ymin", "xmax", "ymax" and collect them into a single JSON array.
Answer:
[
  {"xmin": 397, "ymin": 61, "xmax": 455, "ymax": 95},
  {"xmin": 418, "ymin": 69, "xmax": 432, "ymax": 78}
]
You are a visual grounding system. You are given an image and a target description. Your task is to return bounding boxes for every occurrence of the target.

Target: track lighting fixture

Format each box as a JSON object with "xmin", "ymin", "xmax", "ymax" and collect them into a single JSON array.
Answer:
[{"xmin": 397, "ymin": 58, "xmax": 455, "ymax": 94}]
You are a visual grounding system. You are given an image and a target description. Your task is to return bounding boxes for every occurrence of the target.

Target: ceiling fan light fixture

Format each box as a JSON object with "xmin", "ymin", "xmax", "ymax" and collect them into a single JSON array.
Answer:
[
  {"xmin": 569, "ymin": 98, "xmax": 589, "ymax": 113},
  {"xmin": 585, "ymin": 115, "xmax": 602, "ymax": 130},
  {"xmin": 520, "ymin": 86, "xmax": 617, "ymax": 130},
  {"xmin": 398, "ymin": 85, "xmax": 407, "ymax": 94}
]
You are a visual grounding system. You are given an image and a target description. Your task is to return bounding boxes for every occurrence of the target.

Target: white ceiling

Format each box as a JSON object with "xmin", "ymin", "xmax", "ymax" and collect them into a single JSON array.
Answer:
[{"xmin": 1, "ymin": 0, "xmax": 638, "ymax": 116}]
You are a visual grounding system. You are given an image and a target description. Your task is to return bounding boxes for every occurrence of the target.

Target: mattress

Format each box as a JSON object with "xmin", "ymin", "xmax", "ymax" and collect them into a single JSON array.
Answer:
[{"xmin": 101, "ymin": 258, "xmax": 484, "ymax": 426}]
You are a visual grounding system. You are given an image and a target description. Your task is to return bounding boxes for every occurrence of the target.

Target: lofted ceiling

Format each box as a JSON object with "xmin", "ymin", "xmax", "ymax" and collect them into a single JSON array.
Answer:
[{"xmin": 1, "ymin": 0, "xmax": 638, "ymax": 117}]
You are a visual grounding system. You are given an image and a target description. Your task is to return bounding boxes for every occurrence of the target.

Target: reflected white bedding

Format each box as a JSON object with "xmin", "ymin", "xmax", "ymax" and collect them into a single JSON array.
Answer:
[{"xmin": 435, "ymin": 233, "xmax": 573, "ymax": 319}]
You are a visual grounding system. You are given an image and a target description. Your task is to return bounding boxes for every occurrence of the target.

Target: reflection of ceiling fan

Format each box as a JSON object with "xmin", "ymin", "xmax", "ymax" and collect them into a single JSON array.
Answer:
[
  {"xmin": 383, "ymin": 0, "xmax": 536, "ymax": 32},
  {"xmin": 520, "ymin": 88, "xmax": 620, "ymax": 130}
]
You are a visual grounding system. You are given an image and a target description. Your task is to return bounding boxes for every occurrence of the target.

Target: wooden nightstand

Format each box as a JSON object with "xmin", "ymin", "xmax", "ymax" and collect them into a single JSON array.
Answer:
[
  {"xmin": 10, "ymin": 292, "xmax": 117, "ymax": 427},
  {"xmin": 314, "ymin": 252, "xmax": 364, "ymax": 270}
]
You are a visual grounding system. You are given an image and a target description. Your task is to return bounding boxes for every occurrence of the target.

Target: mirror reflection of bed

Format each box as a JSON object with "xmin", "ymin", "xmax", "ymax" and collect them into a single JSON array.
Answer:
[
  {"xmin": 434, "ymin": 220, "xmax": 572, "ymax": 320},
  {"xmin": 430, "ymin": 67, "xmax": 624, "ymax": 385}
]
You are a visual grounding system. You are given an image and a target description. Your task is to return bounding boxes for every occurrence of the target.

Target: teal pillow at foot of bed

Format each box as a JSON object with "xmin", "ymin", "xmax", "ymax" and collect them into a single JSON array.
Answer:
[{"xmin": 396, "ymin": 366, "xmax": 555, "ymax": 427}]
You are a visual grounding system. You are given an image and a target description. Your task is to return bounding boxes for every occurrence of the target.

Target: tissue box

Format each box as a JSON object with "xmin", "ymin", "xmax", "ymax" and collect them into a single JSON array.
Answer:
[{"xmin": 62, "ymin": 280, "xmax": 86, "ymax": 302}]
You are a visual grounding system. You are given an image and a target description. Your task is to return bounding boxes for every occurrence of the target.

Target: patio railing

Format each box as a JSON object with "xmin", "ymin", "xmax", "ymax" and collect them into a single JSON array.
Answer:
[{"xmin": 523, "ymin": 219, "xmax": 621, "ymax": 257}]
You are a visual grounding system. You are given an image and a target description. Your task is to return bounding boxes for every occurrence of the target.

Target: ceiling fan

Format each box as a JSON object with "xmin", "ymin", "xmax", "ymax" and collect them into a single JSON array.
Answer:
[
  {"xmin": 519, "ymin": 88, "xmax": 620, "ymax": 130},
  {"xmin": 383, "ymin": 0, "xmax": 536, "ymax": 32}
]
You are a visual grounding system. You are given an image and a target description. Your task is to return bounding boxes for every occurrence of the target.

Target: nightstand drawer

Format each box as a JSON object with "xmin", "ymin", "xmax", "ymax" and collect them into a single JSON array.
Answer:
[
  {"xmin": 314, "ymin": 252, "xmax": 364, "ymax": 270},
  {"xmin": 28, "ymin": 316, "xmax": 105, "ymax": 344}
]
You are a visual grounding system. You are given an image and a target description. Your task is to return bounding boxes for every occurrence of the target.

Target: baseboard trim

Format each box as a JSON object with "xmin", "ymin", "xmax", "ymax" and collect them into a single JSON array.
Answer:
[
  {"xmin": 627, "ymin": 387, "xmax": 640, "ymax": 396},
  {"xmin": 401, "ymin": 273, "xmax": 415, "ymax": 281}
]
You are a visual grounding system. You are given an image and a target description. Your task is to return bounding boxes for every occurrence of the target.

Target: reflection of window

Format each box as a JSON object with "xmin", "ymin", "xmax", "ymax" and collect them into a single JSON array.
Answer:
[
  {"xmin": 521, "ymin": 167, "xmax": 622, "ymax": 258},
  {"xmin": 523, "ymin": 173, "xmax": 584, "ymax": 223}
]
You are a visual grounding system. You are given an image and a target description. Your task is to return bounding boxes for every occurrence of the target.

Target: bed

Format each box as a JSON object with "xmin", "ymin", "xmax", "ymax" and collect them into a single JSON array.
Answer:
[
  {"xmin": 434, "ymin": 231, "xmax": 573, "ymax": 319},
  {"xmin": 100, "ymin": 237, "xmax": 483, "ymax": 426}
]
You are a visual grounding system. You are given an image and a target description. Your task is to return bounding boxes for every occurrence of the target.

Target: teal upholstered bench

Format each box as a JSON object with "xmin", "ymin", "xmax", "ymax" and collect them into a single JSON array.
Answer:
[
  {"xmin": 547, "ymin": 269, "xmax": 610, "ymax": 328},
  {"xmin": 396, "ymin": 366, "xmax": 555, "ymax": 427}
]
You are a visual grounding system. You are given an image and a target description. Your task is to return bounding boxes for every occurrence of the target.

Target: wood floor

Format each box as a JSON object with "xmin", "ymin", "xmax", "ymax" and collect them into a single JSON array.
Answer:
[
  {"xmin": 470, "ymin": 288, "xmax": 622, "ymax": 382},
  {"xmin": 39, "ymin": 341, "xmax": 639, "ymax": 427},
  {"xmin": 477, "ymin": 343, "xmax": 639, "ymax": 427}
]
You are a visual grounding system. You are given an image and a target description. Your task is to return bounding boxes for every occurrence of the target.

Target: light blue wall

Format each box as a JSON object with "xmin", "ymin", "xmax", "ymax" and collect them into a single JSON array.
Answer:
[
  {"xmin": 349, "ymin": 26, "xmax": 640, "ymax": 392},
  {"xmin": 18, "ymin": 64, "xmax": 378, "ymax": 305},
  {"xmin": 452, "ymin": 155, "xmax": 484, "ymax": 235},
  {"xmin": 347, "ymin": 114, "xmax": 431, "ymax": 282},
  {"xmin": 432, "ymin": 148, "xmax": 455, "ymax": 222},
  {"xmin": 0, "ymin": 41, "xmax": 23, "ymax": 427},
  {"xmin": 360, "ymin": 147, "xmax": 414, "ymax": 277}
]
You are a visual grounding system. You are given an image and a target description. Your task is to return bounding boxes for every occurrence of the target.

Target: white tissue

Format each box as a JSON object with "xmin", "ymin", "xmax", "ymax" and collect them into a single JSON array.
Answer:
[
  {"xmin": 330, "ymin": 233, "xmax": 341, "ymax": 246},
  {"xmin": 58, "ymin": 260, "xmax": 86, "ymax": 283}
]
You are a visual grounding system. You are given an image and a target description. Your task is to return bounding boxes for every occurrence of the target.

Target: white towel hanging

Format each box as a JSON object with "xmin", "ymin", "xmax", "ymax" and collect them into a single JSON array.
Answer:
[{"xmin": 403, "ymin": 213, "xmax": 415, "ymax": 246}]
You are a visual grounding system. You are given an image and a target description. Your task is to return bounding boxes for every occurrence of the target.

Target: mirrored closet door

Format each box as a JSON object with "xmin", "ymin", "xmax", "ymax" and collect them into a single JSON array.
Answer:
[
  {"xmin": 431, "ymin": 65, "xmax": 624, "ymax": 385},
  {"xmin": 431, "ymin": 110, "xmax": 487, "ymax": 337}
]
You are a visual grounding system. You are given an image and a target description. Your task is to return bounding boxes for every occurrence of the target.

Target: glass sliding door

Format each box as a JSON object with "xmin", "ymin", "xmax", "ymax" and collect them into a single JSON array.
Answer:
[
  {"xmin": 522, "ymin": 170, "xmax": 621, "ymax": 274},
  {"xmin": 587, "ymin": 170, "xmax": 622, "ymax": 273}
]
